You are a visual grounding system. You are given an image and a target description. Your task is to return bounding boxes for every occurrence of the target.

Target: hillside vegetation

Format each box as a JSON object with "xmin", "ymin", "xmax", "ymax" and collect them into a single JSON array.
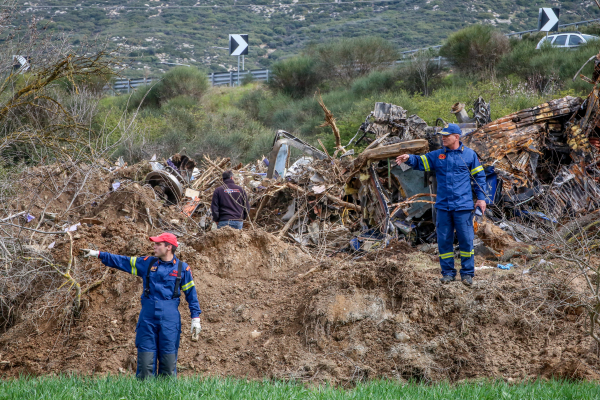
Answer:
[
  {"xmin": 93, "ymin": 26, "xmax": 600, "ymax": 164},
  {"xmin": 16, "ymin": 0, "xmax": 600, "ymax": 76}
]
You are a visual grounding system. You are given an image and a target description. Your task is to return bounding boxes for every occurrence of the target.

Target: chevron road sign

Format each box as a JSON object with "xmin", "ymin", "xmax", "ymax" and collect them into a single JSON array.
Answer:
[
  {"xmin": 538, "ymin": 8, "xmax": 560, "ymax": 32},
  {"xmin": 229, "ymin": 34, "xmax": 249, "ymax": 56}
]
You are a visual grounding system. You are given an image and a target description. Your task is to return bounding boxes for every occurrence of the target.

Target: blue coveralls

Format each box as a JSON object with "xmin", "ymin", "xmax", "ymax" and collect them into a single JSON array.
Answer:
[
  {"xmin": 406, "ymin": 142, "xmax": 487, "ymax": 278},
  {"xmin": 99, "ymin": 252, "xmax": 201, "ymax": 379}
]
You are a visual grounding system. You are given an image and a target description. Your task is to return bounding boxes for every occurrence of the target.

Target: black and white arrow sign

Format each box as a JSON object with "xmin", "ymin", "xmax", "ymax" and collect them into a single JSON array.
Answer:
[
  {"xmin": 12, "ymin": 55, "xmax": 30, "ymax": 73},
  {"xmin": 538, "ymin": 8, "xmax": 559, "ymax": 32},
  {"xmin": 229, "ymin": 34, "xmax": 249, "ymax": 56}
]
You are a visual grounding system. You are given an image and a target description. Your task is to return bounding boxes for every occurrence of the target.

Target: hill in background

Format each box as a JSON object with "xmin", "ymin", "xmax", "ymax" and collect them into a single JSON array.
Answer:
[{"xmin": 17, "ymin": 0, "xmax": 600, "ymax": 76}]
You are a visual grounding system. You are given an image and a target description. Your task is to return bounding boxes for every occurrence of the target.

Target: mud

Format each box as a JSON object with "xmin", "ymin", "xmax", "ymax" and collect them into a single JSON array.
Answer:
[{"xmin": 1, "ymin": 219, "xmax": 598, "ymax": 383}]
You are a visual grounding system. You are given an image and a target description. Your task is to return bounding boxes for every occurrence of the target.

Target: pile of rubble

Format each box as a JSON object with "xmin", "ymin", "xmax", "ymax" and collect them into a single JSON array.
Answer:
[
  {"xmin": 11, "ymin": 54, "xmax": 600, "ymax": 267},
  {"xmin": 4, "ymin": 56, "xmax": 600, "ymax": 384},
  {"xmin": 138, "ymin": 60, "xmax": 600, "ymax": 261}
]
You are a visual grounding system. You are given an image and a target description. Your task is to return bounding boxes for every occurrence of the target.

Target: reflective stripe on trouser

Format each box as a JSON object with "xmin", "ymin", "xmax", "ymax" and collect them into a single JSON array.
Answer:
[
  {"xmin": 436, "ymin": 209, "xmax": 475, "ymax": 278},
  {"xmin": 135, "ymin": 298, "xmax": 182, "ymax": 379}
]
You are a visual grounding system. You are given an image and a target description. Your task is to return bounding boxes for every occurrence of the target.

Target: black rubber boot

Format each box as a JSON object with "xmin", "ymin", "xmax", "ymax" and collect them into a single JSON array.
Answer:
[
  {"xmin": 461, "ymin": 275, "xmax": 473, "ymax": 286},
  {"xmin": 158, "ymin": 353, "xmax": 178, "ymax": 377},
  {"xmin": 136, "ymin": 352, "xmax": 155, "ymax": 380},
  {"xmin": 440, "ymin": 275, "xmax": 455, "ymax": 284}
]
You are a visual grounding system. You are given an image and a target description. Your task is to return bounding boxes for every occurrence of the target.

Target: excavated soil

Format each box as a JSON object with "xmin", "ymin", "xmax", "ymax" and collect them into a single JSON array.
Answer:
[{"xmin": 1, "ymin": 219, "xmax": 599, "ymax": 383}]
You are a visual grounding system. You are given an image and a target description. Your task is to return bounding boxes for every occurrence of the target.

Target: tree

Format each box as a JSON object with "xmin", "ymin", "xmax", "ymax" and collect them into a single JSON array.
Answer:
[
  {"xmin": 406, "ymin": 49, "xmax": 444, "ymax": 96},
  {"xmin": 0, "ymin": 2, "xmax": 134, "ymax": 332}
]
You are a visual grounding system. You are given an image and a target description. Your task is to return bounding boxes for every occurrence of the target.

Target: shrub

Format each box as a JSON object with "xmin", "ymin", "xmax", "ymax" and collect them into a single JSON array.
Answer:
[
  {"xmin": 126, "ymin": 67, "xmax": 209, "ymax": 111},
  {"xmin": 400, "ymin": 49, "xmax": 445, "ymax": 96},
  {"xmin": 306, "ymin": 36, "xmax": 399, "ymax": 84},
  {"xmin": 156, "ymin": 66, "xmax": 209, "ymax": 103},
  {"xmin": 268, "ymin": 55, "xmax": 322, "ymax": 98},
  {"xmin": 126, "ymin": 84, "xmax": 161, "ymax": 111},
  {"xmin": 440, "ymin": 24, "xmax": 510, "ymax": 76},
  {"xmin": 351, "ymin": 69, "xmax": 399, "ymax": 97},
  {"xmin": 497, "ymin": 40, "xmax": 598, "ymax": 95}
]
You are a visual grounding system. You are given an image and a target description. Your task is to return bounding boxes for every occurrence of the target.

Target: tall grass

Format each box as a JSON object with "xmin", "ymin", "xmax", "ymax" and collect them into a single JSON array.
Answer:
[
  {"xmin": 0, "ymin": 376, "xmax": 597, "ymax": 400},
  {"xmin": 236, "ymin": 77, "xmax": 552, "ymax": 153}
]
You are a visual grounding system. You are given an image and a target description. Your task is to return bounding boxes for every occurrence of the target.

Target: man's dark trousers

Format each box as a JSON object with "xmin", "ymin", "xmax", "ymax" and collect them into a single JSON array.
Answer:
[{"xmin": 436, "ymin": 209, "xmax": 474, "ymax": 278}]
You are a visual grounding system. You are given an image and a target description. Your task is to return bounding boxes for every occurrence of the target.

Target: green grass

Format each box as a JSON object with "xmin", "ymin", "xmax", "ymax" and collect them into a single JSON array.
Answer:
[{"xmin": 0, "ymin": 376, "xmax": 598, "ymax": 400}]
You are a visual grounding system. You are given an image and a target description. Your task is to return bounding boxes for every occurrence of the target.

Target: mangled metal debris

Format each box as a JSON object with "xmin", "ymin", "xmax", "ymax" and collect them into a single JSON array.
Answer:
[{"xmin": 136, "ymin": 59, "xmax": 600, "ymax": 260}]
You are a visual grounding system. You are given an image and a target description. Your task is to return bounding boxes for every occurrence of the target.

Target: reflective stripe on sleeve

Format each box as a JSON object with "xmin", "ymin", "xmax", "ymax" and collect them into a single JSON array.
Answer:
[
  {"xmin": 439, "ymin": 252, "xmax": 454, "ymax": 259},
  {"xmin": 130, "ymin": 257, "xmax": 137, "ymax": 276},
  {"xmin": 420, "ymin": 155, "xmax": 430, "ymax": 171},
  {"xmin": 182, "ymin": 281, "xmax": 195, "ymax": 291},
  {"xmin": 471, "ymin": 165, "xmax": 484, "ymax": 175}
]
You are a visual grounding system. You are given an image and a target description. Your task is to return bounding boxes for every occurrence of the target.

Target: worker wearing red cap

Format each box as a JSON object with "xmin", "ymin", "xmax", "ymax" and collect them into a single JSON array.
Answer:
[{"xmin": 81, "ymin": 232, "xmax": 201, "ymax": 379}]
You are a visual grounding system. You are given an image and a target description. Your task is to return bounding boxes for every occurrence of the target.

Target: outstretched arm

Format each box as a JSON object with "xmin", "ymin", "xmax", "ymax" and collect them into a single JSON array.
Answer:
[
  {"xmin": 396, "ymin": 153, "xmax": 435, "ymax": 172},
  {"xmin": 98, "ymin": 251, "xmax": 144, "ymax": 276}
]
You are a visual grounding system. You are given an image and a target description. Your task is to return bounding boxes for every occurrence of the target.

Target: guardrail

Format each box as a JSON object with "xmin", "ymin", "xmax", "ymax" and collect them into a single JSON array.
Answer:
[
  {"xmin": 209, "ymin": 69, "xmax": 270, "ymax": 86},
  {"xmin": 112, "ymin": 77, "xmax": 156, "ymax": 92},
  {"xmin": 111, "ymin": 69, "xmax": 270, "ymax": 91}
]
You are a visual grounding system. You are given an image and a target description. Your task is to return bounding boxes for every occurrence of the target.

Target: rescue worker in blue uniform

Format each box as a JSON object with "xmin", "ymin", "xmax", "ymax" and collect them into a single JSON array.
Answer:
[
  {"xmin": 81, "ymin": 232, "xmax": 201, "ymax": 379},
  {"xmin": 396, "ymin": 123, "xmax": 487, "ymax": 286}
]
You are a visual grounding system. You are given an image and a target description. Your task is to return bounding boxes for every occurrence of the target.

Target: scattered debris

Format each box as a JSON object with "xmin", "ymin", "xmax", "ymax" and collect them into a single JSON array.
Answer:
[{"xmin": 4, "ymin": 72, "xmax": 600, "ymax": 385}]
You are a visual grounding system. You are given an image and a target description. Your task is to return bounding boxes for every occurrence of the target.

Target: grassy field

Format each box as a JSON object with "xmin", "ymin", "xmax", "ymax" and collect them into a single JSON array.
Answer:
[{"xmin": 0, "ymin": 376, "xmax": 598, "ymax": 400}]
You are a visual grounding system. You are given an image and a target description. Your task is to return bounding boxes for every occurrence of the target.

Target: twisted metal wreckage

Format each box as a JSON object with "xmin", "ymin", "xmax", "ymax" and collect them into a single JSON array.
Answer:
[{"xmin": 143, "ymin": 52, "xmax": 600, "ymax": 253}]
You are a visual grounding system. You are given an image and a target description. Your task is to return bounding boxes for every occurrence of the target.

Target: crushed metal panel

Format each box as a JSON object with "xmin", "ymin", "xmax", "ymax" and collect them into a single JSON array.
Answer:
[
  {"xmin": 266, "ymin": 130, "xmax": 327, "ymax": 179},
  {"xmin": 351, "ymin": 102, "xmax": 436, "ymax": 146},
  {"xmin": 391, "ymin": 166, "xmax": 432, "ymax": 218}
]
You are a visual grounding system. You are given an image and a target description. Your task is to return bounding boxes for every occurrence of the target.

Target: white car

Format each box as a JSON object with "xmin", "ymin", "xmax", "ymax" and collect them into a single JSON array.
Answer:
[{"xmin": 536, "ymin": 32, "xmax": 599, "ymax": 49}]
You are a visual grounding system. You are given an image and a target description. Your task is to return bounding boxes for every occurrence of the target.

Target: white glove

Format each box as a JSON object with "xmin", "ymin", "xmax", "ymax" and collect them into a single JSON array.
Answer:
[
  {"xmin": 81, "ymin": 249, "xmax": 99, "ymax": 258},
  {"xmin": 191, "ymin": 318, "xmax": 201, "ymax": 341}
]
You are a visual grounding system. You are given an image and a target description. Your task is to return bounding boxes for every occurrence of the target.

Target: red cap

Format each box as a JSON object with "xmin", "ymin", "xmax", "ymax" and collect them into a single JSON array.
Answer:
[{"xmin": 149, "ymin": 232, "xmax": 178, "ymax": 248}]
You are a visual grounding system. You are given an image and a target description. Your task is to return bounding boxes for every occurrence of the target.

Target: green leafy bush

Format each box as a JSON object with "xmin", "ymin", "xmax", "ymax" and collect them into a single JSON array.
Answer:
[
  {"xmin": 127, "ymin": 67, "xmax": 208, "ymax": 110},
  {"xmin": 351, "ymin": 70, "xmax": 399, "ymax": 97},
  {"xmin": 156, "ymin": 66, "xmax": 209, "ymax": 104},
  {"xmin": 306, "ymin": 36, "xmax": 399, "ymax": 84},
  {"xmin": 268, "ymin": 56, "xmax": 322, "ymax": 98},
  {"xmin": 497, "ymin": 40, "xmax": 599, "ymax": 94},
  {"xmin": 440, "ymin": 24, "xmax": 510, "ymax": 76}
]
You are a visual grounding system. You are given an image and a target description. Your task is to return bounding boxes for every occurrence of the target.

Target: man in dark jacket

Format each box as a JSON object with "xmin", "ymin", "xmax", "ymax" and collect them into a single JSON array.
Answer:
[{"xmin": 211, "ymin": 170, "xmax": 249, "ymax": 229}]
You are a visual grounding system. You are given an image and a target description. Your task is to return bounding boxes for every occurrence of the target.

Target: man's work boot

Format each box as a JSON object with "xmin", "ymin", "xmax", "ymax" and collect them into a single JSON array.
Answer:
[
  {"xmin": 461, "ymin": 275, "xmax": 473, "ymax": 287},
  {"xmin": 440, "ymin": 275, "xmax": 455, "ymax": 284}
]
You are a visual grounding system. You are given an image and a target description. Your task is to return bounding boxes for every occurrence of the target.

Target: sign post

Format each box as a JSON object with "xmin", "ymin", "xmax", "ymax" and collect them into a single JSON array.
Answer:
[{"xmin": 229, "ymin": 34, "xmax": 249, "ymax": 86}]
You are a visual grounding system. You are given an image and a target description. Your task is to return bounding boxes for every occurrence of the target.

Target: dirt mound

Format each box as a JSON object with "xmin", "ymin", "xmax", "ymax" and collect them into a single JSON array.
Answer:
[
  {"xmin": 0, "ymin": 162, "xmax": 598, "ymax": 383},
  {"xmin": 1, "ymin": 222, "xmax": 598, "ymax": 382},
  {"xmin": 189, "ymin": 227, "xmax": 309, "ymax": 279}
]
